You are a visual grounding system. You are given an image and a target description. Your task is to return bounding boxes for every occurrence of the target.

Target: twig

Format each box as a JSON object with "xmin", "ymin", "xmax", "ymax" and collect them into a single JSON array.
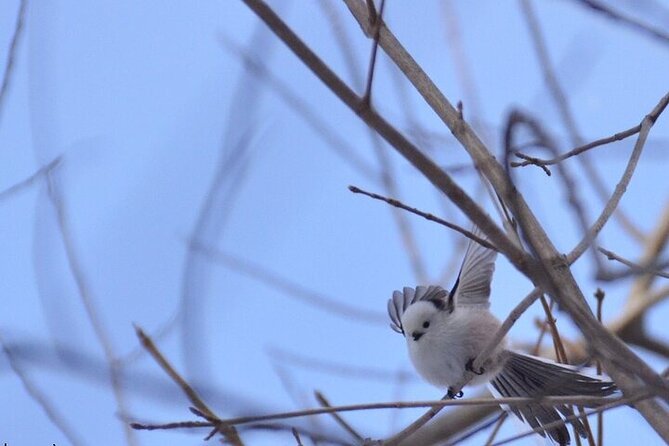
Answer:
[
  {"xmin": 472, "ymin": 288, "xmax": 543, "ymax": 372},
  {"xmin": 597, "ymin": 247, "xmax": 669, "ymax": 280},
  {"xmin": 292, "ymin": 427, "xmax": 304, "ymax": 446},
  {"xmin": 483, "ymin": 412, "xmax": 508, "ymax": 446},
  {"xmin": 133, "ymin": 326, "xmax": 243, "ymax": 445},
  {"xmin": 320, "ymin": 1, "xmax": 428, "ymax": 282},
  {"xmin": 512, "ymin": 123, "xmax": 642, "ymax": 168},
  {"xmin": 348, "ymin": 185, "xmax": 498, "ymax": 252},
  {"xmin": 269, "ymin": 346, "xmax": 415, "ymax": 382},
  {"xmin": 0, "ymin": 0, "xmax": 26, "ymax": 124},
  {"xmin": 490, "ymin": 388, "xmax": 656, "ymax": 446},
  {"xmin": 45, "ymin": 174, "xmax": 136, "ymax": 445},
  {"xmin": 569, "ymin": 0, "xmax": 669, "ymax": 46},
  {"xmin": 315, "ymin": 391, "xmax": 364, "ymax": 442},
  {"xmin": 568, "ymin": 92, "xmax": 669, "ymax": 264},
  {"xmin": 219, "ymin": 34, "xmax": 378, "ymax": 180},
  {"xmin": 0, "ymin": 157, "xmax": 61, "ymax": 202},
  {"xmin": 130, "ymin": 394, "xmax": 633, "ymax": 430},
  {"xmin": 522, "ymin": 0, "xmax": 646, "ymax": 243},
  {"xmin": 359, "ymin": 0, "xmax": 386, "ymax": 107},
  {"xmin": 595, "ymin": 289, "xmax": 604, "ymax": 446}
]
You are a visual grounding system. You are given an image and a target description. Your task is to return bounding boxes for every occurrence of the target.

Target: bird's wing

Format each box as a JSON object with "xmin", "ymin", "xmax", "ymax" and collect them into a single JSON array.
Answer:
[
  {"xmin": 387, "ymin": 285, "xmax": 447, "ymax": 334},
  {"xmin": 451, "ymin": 226, "xmax": 497, "ymax": 307}
]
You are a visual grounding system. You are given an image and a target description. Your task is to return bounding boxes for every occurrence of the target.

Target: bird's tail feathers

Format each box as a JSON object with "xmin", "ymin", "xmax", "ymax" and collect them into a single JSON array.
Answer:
[{"xmin": 489, "ymin": 351, "xmax": 616, "ymax": 445}]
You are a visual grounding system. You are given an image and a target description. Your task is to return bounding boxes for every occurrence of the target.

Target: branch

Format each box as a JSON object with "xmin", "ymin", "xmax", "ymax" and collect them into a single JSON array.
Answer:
[
  {"xmin": 569, "ymin": 0, "xmax": 669, "ymax": 46},
  {"xmin": 512, "ymin": 123, "xmax": 642, "ymax": 168},
  {"xmin": 597, "ymin": 247, "xmax": 669, "ymax": 280},
  {"xmin": 348, "ymin": 185, "xmax": 498, "ymax": 251},
  {"xmin": 0, "ymin": 0, "xmax": 26, "ymax": 124}
]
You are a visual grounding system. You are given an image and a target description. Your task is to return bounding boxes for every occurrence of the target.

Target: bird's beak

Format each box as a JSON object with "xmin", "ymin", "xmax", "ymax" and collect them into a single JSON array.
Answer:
[{"xmin": 412, "ymin": 331, "xmax": 424, "ymax": 341}]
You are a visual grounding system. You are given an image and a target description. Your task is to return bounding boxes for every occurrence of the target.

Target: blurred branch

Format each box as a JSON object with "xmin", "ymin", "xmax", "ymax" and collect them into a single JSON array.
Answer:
[
  {"xmin": 569, "ymin": 0, "xmax": 669, "ymax": 46},
  {"xmin": 567, "ymin": 92, "xmax": 669, "ymax": 264},
  {"xmin": 131, "ymin": 393, "xmax": 638, "ymax": 429},
  {"xmin": 315, "ymin": 391, "xmax": 365, "ymax": 443},
  {"xmin": 522, "ymin": 0, "xmax": 646, "ymax": 243},
  {"xmin": 190, "ymin": 239, "xmax": 386, "ymax": 324},
  {"xmin": 268, "ymin": 346, "xmax": 415, "ymax": 382},
  {"xmin": 133, "ymin": 326, "xmax": 243, "ymax": 445},
  {"xmin": 597, "ymin": 247, "xmax": 669, "ymax": 280},
  {"xmin": 45, "ymin": 173, "xmax": 136, "ymax": 445},
  {"xmin": 0, "ymin": 333, "xmax": 84, "ymax": 446},
  {"xmin": 219, "ymin": 34, "xmax": 378, "ymax": 180},
  {"xmin": 0, "ymin": 0, "xmax": 26, "ymax": 124},
  {"xmin": 0, "ymin": 156, "xmax": 61, "ymax": 202},
  {"xmin": 321, "ymin": 1, "xmax": 428, "ymax": 283}
]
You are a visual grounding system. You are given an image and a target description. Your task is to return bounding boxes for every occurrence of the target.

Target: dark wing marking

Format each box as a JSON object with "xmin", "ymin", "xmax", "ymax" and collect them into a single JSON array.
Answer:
[{"xmin": 452, "ymin": 226, "xmax": 497, "ymax": 307}]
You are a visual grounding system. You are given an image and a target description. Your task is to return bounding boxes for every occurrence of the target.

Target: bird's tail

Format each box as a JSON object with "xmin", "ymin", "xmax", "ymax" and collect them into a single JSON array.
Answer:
[{"xmin": 490, "ymin": 351, "xmax": 617, "ymax": 445}]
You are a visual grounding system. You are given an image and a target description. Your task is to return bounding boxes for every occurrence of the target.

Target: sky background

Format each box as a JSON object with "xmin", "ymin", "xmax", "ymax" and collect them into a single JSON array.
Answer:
[{"xmin": 1, "ymin": 0, "xmax": 668, "ymax": 445}]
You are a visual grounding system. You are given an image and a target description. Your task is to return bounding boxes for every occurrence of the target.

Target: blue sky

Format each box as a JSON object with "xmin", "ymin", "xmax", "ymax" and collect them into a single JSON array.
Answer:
[{"xmin": 1, "ymin": 1, "xmax": 668, "ymax": 445}]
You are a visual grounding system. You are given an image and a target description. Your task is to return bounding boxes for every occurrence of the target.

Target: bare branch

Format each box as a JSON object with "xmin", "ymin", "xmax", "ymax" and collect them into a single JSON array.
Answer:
[
  {"xmin": 315, "ymin": 391, "xmax": 364, "ymax": 442},
  {"xmin": 597, "ymin": 247, "xmax": 669, "ymax": 280},
  {"xmin": 348, "ymin": 185, "xmax": 498, "ymax": 251},
  {"xmin": 0, "ymin": 0, "xmax": 26, "ymax": 124},
  {"xmin": 512, "ymin": 123, "xmax": 642, "ymax": 168},
  {"xmin": 133, "ymin": 326, "xmax": 243, "ymax": 445},
  {"xmin": 569, "ymin": 0, "xmax": 669, "ymax": 46},
  {"xmin": 0, "ymin": 334, "xmax": 84, "ymax": 446},
  {"xmin": 190, "ymin": 239, "xmax": 386, "ymax": 324},
  {"xmin": 0, "ymin": 157, "xmax": 61, "ymax": 202}
]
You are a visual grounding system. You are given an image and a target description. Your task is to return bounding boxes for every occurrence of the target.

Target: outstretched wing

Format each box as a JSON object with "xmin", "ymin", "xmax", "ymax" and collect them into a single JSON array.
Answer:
[
  {"xmin": 387, "ymin": 285, "xmax": 447, "ymax": 334},
  {"xmin": 450, "ymin": 226, "xmax": 497, "ymax": 307}
]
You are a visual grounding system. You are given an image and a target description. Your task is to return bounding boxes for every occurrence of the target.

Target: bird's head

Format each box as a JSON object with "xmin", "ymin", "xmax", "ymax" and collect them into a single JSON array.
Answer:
[{"xmin": 400, "ymin": 299, "xmax": 449, "ymax": 343}]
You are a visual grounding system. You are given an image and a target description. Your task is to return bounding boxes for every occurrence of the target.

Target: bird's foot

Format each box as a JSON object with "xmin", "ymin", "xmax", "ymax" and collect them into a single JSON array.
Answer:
[
  {"xmin": 447, "ymin": 387, "xmax": 463, "ymax": 399},
  {"xmin": 466, "ymin": 357, "xmax": 484, "ymax": 375}
]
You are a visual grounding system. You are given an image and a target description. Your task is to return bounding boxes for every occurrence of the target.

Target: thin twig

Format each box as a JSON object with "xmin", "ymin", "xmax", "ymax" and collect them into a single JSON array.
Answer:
[
  {"xmin": 570, "ymin": 0, "xmax": 669, "ymax": 46},
  {"xmin": 348, "ymin": 185, "xmax": 498, "ymax": 251},
  {"xmin": 269, "ymin": 346, "xmax": 415, "ymax": 382},
  {"xmin": 512, "ymin": 123, "xmax": 642, "ymax": 168},
  {"xmin": 522, "ymin": 0, "xmax": 646, "ymax": 243},
  {"xmin": 292, "ymin": 427, "xmax": 304, "ymax": 446},
  {"xmin": 315, "ymin": 391, "xmax": 364, "ymax": 442},
  {"xmin": 45, "ymin": 174, "xmax": 136, "ymax": 445},
  {"xmin": 0, "ymin": 0, "xmax": 27, "ymax": 125},
  {"xmin": 0, "ymin": 157, "xmax": 61, "ymax": 202},
  {"xmin": 0, "ymin": 333, "xmax": 84, "ymax": 446},
  {"xmin": 130, "ymin": 394, "xmax": 633, "ymax": 430},
  {"xmin": 359, "ymin": 0, "xmax": 386, "ymax": 107},
  {"xmin": 483, "ymin": 412, "xmax": 508, "ymax": 446},
  {"xmin": 133, "ymin": 326, "xmax": 243, "ymax": 445},
  {"xmin": 472, "ymin": 288, "xmax": 543, "ymax": 371},
  {"xmin": 490, "ymin": 389, "xmax": 656, "ymax": 446},
  {"xmin": 568, "ymin": 92, "xmax": 669, "ymax": 263},
  {"xmin": 597, "ymin": 247, "xmax": 669, "ymax": 280},
  {"xmin": 595, "ymin": 289, "xmax": 604, "ymax": 446},
  {"xmin": 320, "ymin": 1, "xmax": 428, "ymax": 282}
]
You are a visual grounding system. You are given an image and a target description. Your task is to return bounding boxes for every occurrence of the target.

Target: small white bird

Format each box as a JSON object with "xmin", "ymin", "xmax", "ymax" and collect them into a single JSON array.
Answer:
[{"xmin": 387, "ymin": 227, "xmax": 616, "ymax": 445}]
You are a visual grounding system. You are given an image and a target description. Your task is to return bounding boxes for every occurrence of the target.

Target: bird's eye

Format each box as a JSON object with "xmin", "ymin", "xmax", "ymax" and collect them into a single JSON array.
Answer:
[{"xmin": 422, "ymin": 321, "xmax": 430, "ymax": 329}]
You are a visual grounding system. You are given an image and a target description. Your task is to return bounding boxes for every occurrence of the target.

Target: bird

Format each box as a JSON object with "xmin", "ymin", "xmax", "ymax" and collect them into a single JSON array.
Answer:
[{"xmin": 387, "ymin": 226, "xmax": 617, "ymax": 445}]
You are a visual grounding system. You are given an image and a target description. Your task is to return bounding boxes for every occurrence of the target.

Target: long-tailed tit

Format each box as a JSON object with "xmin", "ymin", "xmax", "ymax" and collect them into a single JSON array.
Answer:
[{"xmin": 387, "ymin": 227, "xmax": 616, "ymax": 445}]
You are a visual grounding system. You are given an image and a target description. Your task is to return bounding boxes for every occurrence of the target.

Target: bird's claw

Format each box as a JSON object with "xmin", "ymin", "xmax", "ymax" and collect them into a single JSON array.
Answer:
[
  {"xmin": 447, "ymin": 387, "xmax": 463, "ymax": 399},
  {"xmin": 466, "ymin": 357, "xmax": 484, "ymax": 375}
]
